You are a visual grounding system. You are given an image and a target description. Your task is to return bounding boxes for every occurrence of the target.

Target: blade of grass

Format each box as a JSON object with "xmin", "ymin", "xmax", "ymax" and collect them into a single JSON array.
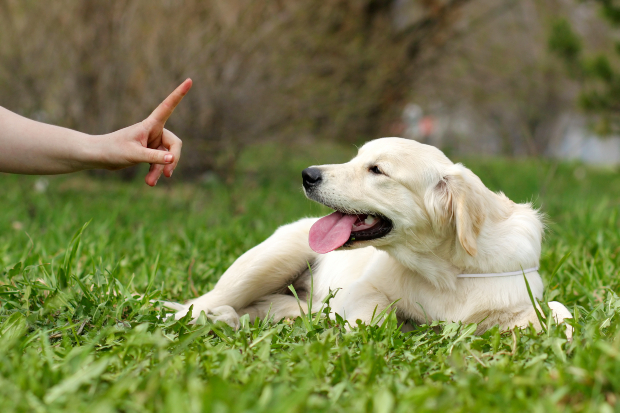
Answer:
[{"xmin": 523, "ymin": 269, "xmax": 547, "ymax": 334}]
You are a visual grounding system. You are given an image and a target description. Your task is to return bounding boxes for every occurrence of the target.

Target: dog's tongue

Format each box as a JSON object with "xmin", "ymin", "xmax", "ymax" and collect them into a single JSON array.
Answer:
[{"xmin": 309, "ymin": 212, "xmax": 358, "ymax": 254}]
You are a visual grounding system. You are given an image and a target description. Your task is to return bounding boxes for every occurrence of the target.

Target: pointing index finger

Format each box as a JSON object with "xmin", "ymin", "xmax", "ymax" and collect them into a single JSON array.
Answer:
[{"xmin": 147, "ymin": 78, "xmax": 193, "ymax": 126}]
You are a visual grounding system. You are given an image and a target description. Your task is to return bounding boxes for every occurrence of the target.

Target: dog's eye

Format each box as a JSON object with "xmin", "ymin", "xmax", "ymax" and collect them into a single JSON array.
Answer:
[{"xmin": 369, "ymin": 165, "xmax": 383, "ymax": 175}]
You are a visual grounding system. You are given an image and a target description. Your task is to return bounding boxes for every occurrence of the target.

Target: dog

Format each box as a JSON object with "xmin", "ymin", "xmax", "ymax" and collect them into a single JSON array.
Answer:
[{"xmin": 169, "ymin": 137, "xmax": 572, "ymax": 336}]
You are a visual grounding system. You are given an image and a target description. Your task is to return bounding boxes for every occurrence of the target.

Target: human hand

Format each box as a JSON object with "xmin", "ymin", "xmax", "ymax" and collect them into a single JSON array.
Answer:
[{"xmin": 95, "ymin": 78, "xmax": 192, "ymax": 186}]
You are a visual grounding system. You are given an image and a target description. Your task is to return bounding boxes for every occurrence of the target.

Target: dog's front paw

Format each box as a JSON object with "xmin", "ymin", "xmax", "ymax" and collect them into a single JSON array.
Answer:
[
  {"xmin": 206, "ymin": 305, "xmax": 240, "ymax": 330},
  {"xmin": 166, "ymin": 302, "xmax": 240, "ymax": 330},
  {"xmin": 152, "ymin": 300, "xmax": 189, "ymax": 321}
]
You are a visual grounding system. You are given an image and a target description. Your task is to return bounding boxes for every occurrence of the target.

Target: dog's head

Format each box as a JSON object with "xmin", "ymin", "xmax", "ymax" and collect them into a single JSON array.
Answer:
[{"xmin": 303, "ymin": 137, "xmax": 496, "ymax": 258}]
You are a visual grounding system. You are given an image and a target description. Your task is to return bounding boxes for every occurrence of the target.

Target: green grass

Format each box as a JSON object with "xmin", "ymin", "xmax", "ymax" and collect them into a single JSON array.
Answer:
[{"xmin": 1, "ymin": 141, "xmax": 620, "ymax": 412}]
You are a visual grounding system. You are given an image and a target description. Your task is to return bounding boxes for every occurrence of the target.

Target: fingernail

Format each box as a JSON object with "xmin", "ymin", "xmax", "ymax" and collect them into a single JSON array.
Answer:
[
  {"xmin": 164, "ymin": 154, "xmax": 173, "ymax": 163},
  {"xmin": 170, "ymin": 170, "xmax": 173, "ymax": 177}
]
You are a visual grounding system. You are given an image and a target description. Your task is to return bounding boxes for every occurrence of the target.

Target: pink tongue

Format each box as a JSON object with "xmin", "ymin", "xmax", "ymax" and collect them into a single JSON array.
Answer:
[{"xmin": 309, "ymin": 212, "xmax": 358, "ymax": 254}]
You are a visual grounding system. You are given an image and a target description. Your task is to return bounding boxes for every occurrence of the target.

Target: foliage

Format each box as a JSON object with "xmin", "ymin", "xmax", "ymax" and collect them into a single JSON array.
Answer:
[
  {"xmin": 0, "ymin": 0, "xmax": 470, "ymax": 180},
  {"xmin": 1, "ymin": 142, "xmax": 620, "ymax": 412},
  {"xmin": 410, "ymin": 0, "xmax": 588, "ymax": 157},
  {"xmin": 549, "ymin": 1, "xmax": 620, "ymax": 134}
]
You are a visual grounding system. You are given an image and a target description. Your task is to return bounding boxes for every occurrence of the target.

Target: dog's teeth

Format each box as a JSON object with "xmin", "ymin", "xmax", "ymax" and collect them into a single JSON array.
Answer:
[{"xmin": 365, "ymin": 216, "xmax": 377, "ymax": 225}]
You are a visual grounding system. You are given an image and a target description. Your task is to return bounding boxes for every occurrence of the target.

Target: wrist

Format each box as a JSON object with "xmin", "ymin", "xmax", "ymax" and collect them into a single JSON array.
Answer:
[{"xmin": 75, "ymin": 133, "xmax": 107, "ymax": 170}]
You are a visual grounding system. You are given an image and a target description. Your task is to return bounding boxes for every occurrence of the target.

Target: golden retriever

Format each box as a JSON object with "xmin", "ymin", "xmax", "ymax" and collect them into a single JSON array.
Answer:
[{"xmin": 169, "ymin": 138, "xmax": 572, "ymax": 336}]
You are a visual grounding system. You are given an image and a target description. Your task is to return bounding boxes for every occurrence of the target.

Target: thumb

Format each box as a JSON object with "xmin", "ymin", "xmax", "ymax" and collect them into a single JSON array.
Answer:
[{"xmin": 138, "ymin": 148, "xmax": 175, "ymax": 165}]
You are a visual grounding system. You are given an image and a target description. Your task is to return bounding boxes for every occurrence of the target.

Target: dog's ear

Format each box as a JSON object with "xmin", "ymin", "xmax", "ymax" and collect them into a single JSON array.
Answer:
[{"xmin": 425, "ymin": 164, "xmax": 486, "ymax": 256}]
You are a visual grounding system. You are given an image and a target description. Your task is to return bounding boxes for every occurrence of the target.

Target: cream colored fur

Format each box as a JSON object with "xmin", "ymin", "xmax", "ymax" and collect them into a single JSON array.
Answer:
[{"xmin": 170, "ymin": 138, "xmax": 572, "ymax": 337}]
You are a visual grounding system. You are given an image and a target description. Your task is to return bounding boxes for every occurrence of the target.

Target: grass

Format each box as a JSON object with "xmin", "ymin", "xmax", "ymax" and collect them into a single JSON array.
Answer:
[{"xmin": 1, "ymin": 141, "xmax": 620, "ymax": 412}]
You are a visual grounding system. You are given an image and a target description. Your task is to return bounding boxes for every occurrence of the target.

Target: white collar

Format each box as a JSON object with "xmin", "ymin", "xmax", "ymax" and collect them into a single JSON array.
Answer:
[{"xmin": 457, "ymin": 266, "xmax": 539, "ymax": 278}]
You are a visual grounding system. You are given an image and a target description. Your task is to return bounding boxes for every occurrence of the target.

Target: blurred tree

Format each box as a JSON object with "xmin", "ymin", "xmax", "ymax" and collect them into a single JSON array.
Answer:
[
  {"xmin": 403, "ymin": 0, "xmax": 617, "ymax": 157},
  {"xmin": 0, "ymin": 0, "xmax": 472, "ymax": 181},
  {"xmin": 549, "ymin": 0, "xmax": 620, "ymax": 135},
  {"xmin": 408, "ymin": 0, "xmax": 582, "ymax": 156}
]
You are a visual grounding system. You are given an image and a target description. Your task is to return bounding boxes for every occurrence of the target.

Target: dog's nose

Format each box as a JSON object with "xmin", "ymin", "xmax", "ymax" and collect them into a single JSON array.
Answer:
[{"xmin": 302, "ymin": 167, "xmax": 322, "ymax": 190}]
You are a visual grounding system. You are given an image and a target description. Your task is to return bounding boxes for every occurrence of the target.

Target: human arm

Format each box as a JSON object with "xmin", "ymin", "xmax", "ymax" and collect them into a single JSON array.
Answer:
[{"xmin": 0, "ymin": 78, "xmax": 192, "ymax": 186}]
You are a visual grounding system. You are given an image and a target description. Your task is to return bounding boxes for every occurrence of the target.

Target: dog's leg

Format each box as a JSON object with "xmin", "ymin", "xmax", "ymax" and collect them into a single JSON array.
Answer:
[
  {"xmin": 174, "ymin": 218, "xmax": 319, "ymax": 321},
  {"xmin": 238, "ymin": 294, "xmax": 314, "ymax": 322},
  {"xmin": 335, "ymin": 279, "xmax": 392, "ymax": 327},
  {"xmin": 201, "ymin": 294, "xmax": 316, "ymax": 329}
]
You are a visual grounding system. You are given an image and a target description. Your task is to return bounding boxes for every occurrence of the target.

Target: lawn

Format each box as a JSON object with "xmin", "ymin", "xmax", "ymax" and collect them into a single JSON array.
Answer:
[{"xmin": 1, "ymin": 141, "xmax": 620, "ymax": 412}]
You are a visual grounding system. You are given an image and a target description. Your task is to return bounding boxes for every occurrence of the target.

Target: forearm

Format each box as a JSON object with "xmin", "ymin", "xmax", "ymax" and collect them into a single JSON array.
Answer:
[{"xmin": 0, "ymin": 106, "xmax": 100, "ymax": 174}]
